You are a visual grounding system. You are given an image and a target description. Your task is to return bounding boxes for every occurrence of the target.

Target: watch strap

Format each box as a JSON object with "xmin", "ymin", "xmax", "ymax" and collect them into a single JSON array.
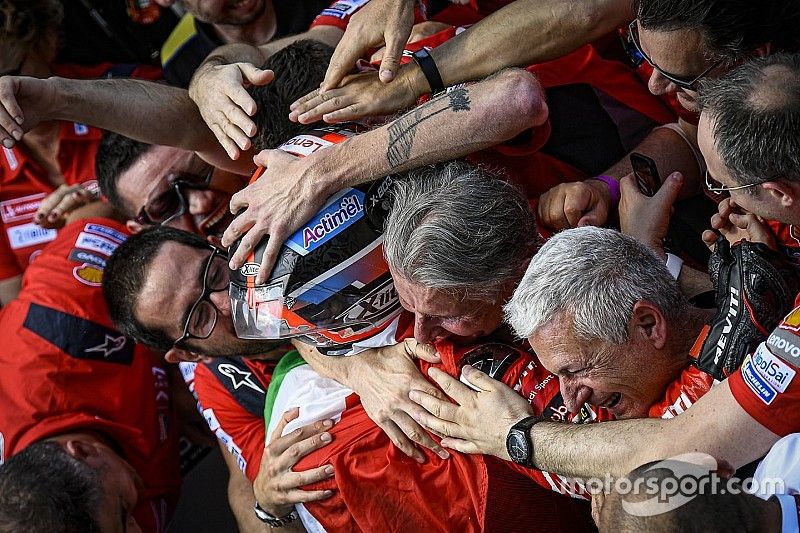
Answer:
[
  {"xmin": 589, "ymin": 175, "xmax": 621, "ymax": 206},
  {"xmin": 254, "ymin": 502, "xmax": 300, "ymax": 527},
  {"xmin": 411, "ymin": 48, "xmax": 445, "ymax": 95}
]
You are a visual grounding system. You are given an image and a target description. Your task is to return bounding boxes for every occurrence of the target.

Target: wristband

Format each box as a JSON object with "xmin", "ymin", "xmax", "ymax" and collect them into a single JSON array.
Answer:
[
  {"xmin": 665, "ymin": 253, "xmax": 684, "ymax": 280},
  {"xmin": 589, "ymin": 175, "xmax": 621, "ymax": 206},
  {"xmin": 411, "ymin": 48, "xmax": 445, "ymax": 95}
]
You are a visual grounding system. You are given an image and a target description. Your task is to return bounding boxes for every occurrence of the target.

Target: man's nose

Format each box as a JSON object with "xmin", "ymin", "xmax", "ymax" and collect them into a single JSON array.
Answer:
[
  {"xmin": 647, "ymin": 69, "xmax": 675, "ymax": 96},
  {"xmin": 414, "ymin": 314, "xmax": 444, "ymax": 344},
  {"xmin": 209, "ymin": 289, "xmax": 231, "ymax": 316},
  {"xmin": 186, "ymin": 189, "xmax": 215, "ymax": 215},
  {"xmin": 560, "ymin": 377, "xmax": 593, "ymax": 413}
]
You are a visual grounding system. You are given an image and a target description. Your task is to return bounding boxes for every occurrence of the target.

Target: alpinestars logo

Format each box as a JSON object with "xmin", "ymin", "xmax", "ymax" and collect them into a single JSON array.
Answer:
[
  {"xmin": 303, "ymin": 194, "xmax": 363, "ymax": 248},
  {"xmin": 85, "ymin": 334, "xmax": 128, "ymax": 358},
  {"xmin": 714, "ymin": 286, "xmax": 740, "ymax": 366}
]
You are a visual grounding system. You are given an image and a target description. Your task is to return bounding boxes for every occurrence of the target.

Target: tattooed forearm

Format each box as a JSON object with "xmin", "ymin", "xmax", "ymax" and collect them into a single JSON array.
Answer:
[{"xmin": 386, "ymin": 86, "xmax": 472, "ymax": 169}]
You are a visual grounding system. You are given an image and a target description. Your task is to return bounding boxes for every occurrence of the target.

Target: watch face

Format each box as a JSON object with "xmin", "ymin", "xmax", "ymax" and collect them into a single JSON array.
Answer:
[{"xmin": 507, "ymin": 430, "xmax": 530, "ymax": 464}]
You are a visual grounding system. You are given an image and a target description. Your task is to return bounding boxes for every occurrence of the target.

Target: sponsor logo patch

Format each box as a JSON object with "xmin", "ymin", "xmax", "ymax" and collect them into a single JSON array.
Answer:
[
  {"xmin": 68, "ymin": 249, "xmax": 107, "ymax": 268},
  {"xmin": 766, "ymin": 328, "xmax": 800, "ymax": 366},
  {"xmin": 73, "ymin": 263, "xmax": 104, "ymax": 286},
  {"xmin": 319, "ymin": 0, "xmax": 369, "ymax": 18},
  {"xmin": 285, "ymin": 189, "xmax": 365, "ymax": 255},
  {"xmin": 74, "ymin": 231, "xmax": 118, "ymax": 256},
  {"xmin": 278, "ymin": 134, "xmax": 333, "ymax": 157},
  {"xmin": 239, "ymin": 263, "xmax": 260, "ymax": 277},
  {"xmin": 73, "ymin": 123, "xmax": 89, "ymax": 136},
  {"xmin": 84, "ymin": 223, "xmax": 127, "ymax": 243},
  {"xmin": 0, "ymin": 193, "xmax": 44, "ymax": 223},
  {"xmin": 751, "ymin": 343, "xmax": 796, "ymax": 392},
  {"xmin": 741, "ymin": 356, "xmax": 777, "ymax": 405},
  {"xmin": 780, "ymin": 307, "xmax": 800, "ymax": 333},
  {"xmin": 2, "ymin": 147, "xmax": 18, "ymax": 171},
  {"xmin": 7, "ymin": 222, "xmax": 56, "ymax": 249}
]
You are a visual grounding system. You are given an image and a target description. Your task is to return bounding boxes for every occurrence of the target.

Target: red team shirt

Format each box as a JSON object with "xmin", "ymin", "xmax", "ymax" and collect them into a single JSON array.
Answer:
[
  {"xmin": 729, "ymin": 295, "xmax": 800, "ymax": 436},
  {"xmin": 0, "ymin": 122, "xmax": 102, "ymax": 281},
  {"xmin": 0, "ymin": 218, "xmax": 181, "ymax": 532}
]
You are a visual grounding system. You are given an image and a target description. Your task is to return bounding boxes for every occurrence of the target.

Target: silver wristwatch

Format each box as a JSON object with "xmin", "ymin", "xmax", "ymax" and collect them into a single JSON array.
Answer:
[{"xmin": 253, "ymin": 502, "xmax": 300, "ymax": 528}]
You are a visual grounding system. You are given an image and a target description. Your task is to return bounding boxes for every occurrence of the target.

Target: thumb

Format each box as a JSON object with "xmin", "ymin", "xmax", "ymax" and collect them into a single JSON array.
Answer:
[
  {"xmin": 653, "ymin": 171, "xmax": 684, "ymax": 208},
  {"xmin": 404, "ymin": 338, "xmax": 441, "ymax": 363},
  {"xmin": 253, "ymin": 148, "xmax": 278, "ymax": 168},
  {"xmin": 378, "ymin": 39, "xmax": 405, "ymax": 83},
  {"xmin": 577, "ymin": 201, "xmax": 608, "ymax": 227},
  {"xmin": 240, "ymin": 65, "xmax": 275, "ymax": 86}
]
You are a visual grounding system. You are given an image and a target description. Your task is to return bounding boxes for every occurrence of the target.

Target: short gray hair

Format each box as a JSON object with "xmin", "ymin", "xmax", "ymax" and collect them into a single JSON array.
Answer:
[
  {"xmin": 384, "ymin": 160, "xmax": 537, "ymax": 301},
  {"xmin": 699, "ymin": 53, "xmax": 800, "ymax": 192},
  {"xmin": 504, "ymin": 227, "xmax": 687, "ymax": 343}
]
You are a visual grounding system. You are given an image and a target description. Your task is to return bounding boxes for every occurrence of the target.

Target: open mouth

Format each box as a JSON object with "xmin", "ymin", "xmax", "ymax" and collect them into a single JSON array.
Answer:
[
  {"xmin": 199, "ymin": 202, "xmax": 235, "ymax": 238},
  {"xmin": 598, "ymin": 392, "xmax": 621, "ymax": 409}
]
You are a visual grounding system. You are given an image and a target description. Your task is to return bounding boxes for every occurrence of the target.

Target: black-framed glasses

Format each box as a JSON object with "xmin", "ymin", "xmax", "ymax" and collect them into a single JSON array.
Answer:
[
  {"xmin": 134, "ymin": 165, "xmax": 214, "ymax": 226},
  {"xmin": 704, "ymin": 169, "xmax": 769, "ymax": 193},
  {"xmin": 173, "ymin": 246, "xmax": 229, "ymax": 347},
  {"xmin": 625, "ymin": 20, "xmax": 723, "ymax": 90}
]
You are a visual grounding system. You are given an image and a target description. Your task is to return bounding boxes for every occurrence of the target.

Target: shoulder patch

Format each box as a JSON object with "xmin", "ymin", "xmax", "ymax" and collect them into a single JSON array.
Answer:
[
  {"xmin": 74, "ymin": 231, "xmax": 118, "ymax": 256},
  {"xmin": 68, "ymin": 249, "xmax": 107, "ymax": 268},
  {"xmin": 73, "ymin": 263, "xmax": 104, "ymax": 286},
  {"xmin": 84, "ymin": 223, "xmax": 127, "ymax": 244},
  {"xmin": 204, "ymin": 358, "xmax": 266, "ymax": 418},
  {"xmin": 318, "ymin": 0, "xmax": 369, "ymax": 19},
  {"xmin": 23, "ymin": 303, "xmax": 133, "ymax": 364},
  {"xmin": 780, "ymin": 307, "xmax": 800, "ymax": 333}
]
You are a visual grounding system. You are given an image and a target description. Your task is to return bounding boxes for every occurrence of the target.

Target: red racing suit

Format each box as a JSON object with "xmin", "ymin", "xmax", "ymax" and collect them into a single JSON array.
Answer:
[{"xmin": 0, "ymin": 217, "xmax": 181, "ymax": 532}]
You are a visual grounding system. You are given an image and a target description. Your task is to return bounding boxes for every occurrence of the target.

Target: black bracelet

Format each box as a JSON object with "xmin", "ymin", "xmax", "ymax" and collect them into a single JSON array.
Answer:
[{"xmin": 411, "ymin": 48, "xmax": 445, "ymax": 95}]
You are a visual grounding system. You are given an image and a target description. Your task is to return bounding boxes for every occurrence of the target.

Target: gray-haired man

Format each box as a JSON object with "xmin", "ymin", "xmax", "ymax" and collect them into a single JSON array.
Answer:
[{"xmin": 408, "ymin": 56, "xmax": 800, "ymax": 530}]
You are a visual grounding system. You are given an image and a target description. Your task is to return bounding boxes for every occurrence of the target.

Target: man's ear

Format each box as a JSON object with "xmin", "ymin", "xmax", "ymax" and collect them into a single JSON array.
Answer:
[
  {"xmin": 126, "ymin": 220, "xmax": 144, "ymax": 234},
  {"xmin": 752, "ymin": 42, "xmax": 773, "ymax": 58},
  {"xmin": 761, "ymin": 180, "xmax": 798, "ymax": 208},
  {"xmin": 630, "ymin": 300, "xmax": 667, "ymax": 349},
  {"xmin": 164, "ymin": 347, "xmax": 203, "ymax": 363},
  {"xmin": 63, "ymin": 438, "xmax": 100, "ymax": 461}
]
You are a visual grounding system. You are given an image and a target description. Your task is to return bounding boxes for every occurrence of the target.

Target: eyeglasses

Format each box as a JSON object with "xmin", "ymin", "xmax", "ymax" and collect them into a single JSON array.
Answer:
[
  {"xmin": 625, "ymin": 20, "xmax": 723, "ymax": 91},
  {"xmin": 704, "ymin": 170, "xmax": 768, "ymax": 193},
  {"xmin": 134, "ymin": 165, "xmax": 214, "ymax": 226},
  {"xmin": 173, "ymin": 246, "xmax": 229, "ymax": 347}
]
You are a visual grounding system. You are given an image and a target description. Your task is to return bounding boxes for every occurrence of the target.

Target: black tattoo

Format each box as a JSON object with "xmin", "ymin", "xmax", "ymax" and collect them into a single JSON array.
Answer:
[{"xmin": 386, "ymin": 86, "xmax": 471, "ymax": 169}]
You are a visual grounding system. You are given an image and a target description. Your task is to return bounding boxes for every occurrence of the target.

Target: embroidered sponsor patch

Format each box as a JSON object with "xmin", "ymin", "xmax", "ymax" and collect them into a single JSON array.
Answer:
[
  {"xmin": 84, "ymin": 223, "xmax": 127, "ymax": 243},
  {"xmin": 73, "ymin": 123, "xmax": 89, "ymax": 136},
  {"xmin": 68, "ymin": 249, "xmax": 107, "ymax": 268},
  {"xmin": 0, "ymin": 193, "xmax": 44, "ymax": 223},
  {"xmin": 751, "ymin": 343, "xmax": 796, "ymax": 393},
  {"xmin": 766, "ymin": 328, "xmax": 800, "ymax": 366},
  {"xmin": 780, "ymin": 306, "xmax": 800, "ymax": 333},
  {"xmin": 319, "ymin": 0, "xmax": 369, "ymax": 18},
  {"xmin": 6, "ymin": 222, "xmax": 56, "ymax": 249},
  {"xmin": 73, "ymin": 263, "xmax": 104, "ymax": 286},
  {"xmin": 2, "ymin": 147, "xmax": 18, "ymax": 171},
  {"xmin": 741, "ymin": 356, "xmax": 777, "ymax": 405},
  {"xmin": 22, "ymin": 303, "xmax": 133, "ymax": 364},
  {"xmin": 278, "ymin": 134, "xmax": 333, "ymax": 157},
  {"xmin": 74, "ymin": 231, "xmax": 118, "ymax": 256},
  {"xmin": 285, "ymin": 188, "xmax": 365, "ymax": 255}
]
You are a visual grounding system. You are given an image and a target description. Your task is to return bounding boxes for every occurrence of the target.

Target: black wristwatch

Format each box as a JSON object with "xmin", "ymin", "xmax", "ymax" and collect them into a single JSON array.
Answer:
[
  {"xmin": 253, "ymin": 502, "xmax": 300, "ymax": 528},
  {"xmin": 506, "ymin": 415, "xmax": 540, "ymax": 467}
]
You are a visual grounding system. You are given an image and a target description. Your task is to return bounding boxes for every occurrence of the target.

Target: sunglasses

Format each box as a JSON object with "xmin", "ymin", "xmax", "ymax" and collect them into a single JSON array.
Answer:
[
  {"xmin": 134, "ymin": 166, "xmax": 214, "ymax": 226},
  {"xmin": 625, "ymin": 20, "xmax": 723, "ymax": 91},
  {"xmin": 704, "ymin": 170, "xmax": 768, "ymax": 193}
]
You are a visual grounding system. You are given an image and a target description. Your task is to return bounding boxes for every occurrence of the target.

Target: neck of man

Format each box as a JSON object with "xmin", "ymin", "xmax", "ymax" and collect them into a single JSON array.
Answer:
[
  {"xmin": 212, "ymin": 0, "xmax": 278, "ymax": 46},
  {"xmin": 663, "ymin": 306, "xmax": 715, "ymax": 374}
]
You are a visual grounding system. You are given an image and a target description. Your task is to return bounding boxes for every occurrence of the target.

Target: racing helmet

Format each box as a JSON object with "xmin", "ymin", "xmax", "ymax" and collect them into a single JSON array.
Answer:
[{"xmin": 229, "ymin": 173, "xmax": 400, "ymax": 353}]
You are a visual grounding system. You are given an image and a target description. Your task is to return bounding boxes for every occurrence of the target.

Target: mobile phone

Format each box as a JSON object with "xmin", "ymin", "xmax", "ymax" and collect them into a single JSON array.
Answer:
[{"xmin": 630, "ymin": 152, "xmax": 662, "ymax": 197}]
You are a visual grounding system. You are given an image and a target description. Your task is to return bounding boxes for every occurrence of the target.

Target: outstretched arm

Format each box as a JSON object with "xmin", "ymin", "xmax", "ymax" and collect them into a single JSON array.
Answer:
[
  {"xmin": 221, "ymin": 67, "xmax": 548, "ymax": 282},
  {"xmin": 290, "ymin": 0, "xmax": 632, "ymax": 124},
  {"xmin": 0, "ymin": 76, "xmax": 252, "ymax": 174}
]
